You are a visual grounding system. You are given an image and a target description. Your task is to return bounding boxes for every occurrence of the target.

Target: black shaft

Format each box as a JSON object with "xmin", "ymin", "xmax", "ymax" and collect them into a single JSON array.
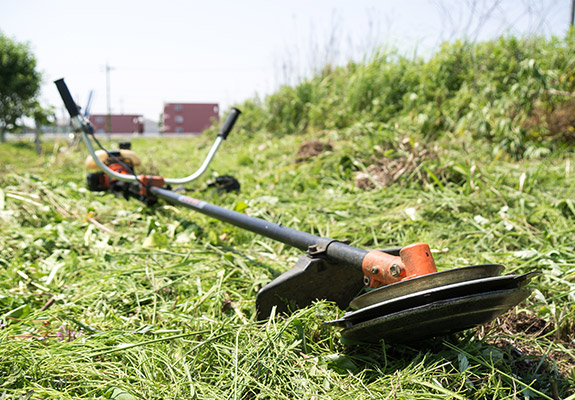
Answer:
[{"xmin": 150, "ymin": 186, "xmax": 368, "ymax": 269}]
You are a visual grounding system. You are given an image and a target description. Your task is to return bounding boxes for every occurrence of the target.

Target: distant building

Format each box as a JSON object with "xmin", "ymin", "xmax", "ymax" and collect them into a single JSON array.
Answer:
[
  {"xmin": 90, "ymin": 114, "xmax": 144, "ymax": 134},
  {"xmin": 162, "ymin": 103, "xmax": 219, "ymax": 134}
]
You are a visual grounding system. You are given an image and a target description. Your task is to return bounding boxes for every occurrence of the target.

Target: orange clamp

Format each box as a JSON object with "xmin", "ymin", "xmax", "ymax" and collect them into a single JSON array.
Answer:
[
  {"xmin": 361, "ymin": 242, "xmax": 437, "ymax": 288},
  {"xmin": 138, "ymin": 175, "xmax": 165, "ymax": 196}
]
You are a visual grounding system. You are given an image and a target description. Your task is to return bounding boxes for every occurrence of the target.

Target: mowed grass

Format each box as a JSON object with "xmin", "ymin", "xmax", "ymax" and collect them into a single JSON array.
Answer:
[{"xmin": 0, "ymin": 129, "xmax": 574, "ymax": 399}]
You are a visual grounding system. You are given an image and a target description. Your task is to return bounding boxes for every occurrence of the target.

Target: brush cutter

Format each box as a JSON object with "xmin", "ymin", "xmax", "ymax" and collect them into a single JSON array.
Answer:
[{"xmin": 55, "ymin": 78, "xmax": 537, "ymax": 344}]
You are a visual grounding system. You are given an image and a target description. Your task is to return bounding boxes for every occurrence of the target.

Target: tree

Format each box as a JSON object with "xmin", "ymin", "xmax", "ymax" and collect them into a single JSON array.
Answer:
[
  {"xmin": 0, "ymin": 32, "xmax": 42, "ymax": 142},
  {"xmin": 32, "ymin": 102, "xmax": 55, "ymax": 155}
]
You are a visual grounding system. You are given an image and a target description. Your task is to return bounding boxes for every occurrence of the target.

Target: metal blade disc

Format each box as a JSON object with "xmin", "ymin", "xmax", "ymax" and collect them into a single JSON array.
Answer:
[
  {"xmin": 350, "ymin": 264, "xmax": 505, "ymax": 310},
  {"xmin": 340, "ymin": 288, "xmax": 531, "ymax": 344},
  {"xmin": 327, "ymin": 272, "xmax": 537, "ymax": 327}
]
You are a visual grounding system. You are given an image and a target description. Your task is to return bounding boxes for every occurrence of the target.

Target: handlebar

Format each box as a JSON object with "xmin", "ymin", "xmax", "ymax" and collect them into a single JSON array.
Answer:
[
  {"xmin": 218, "ymin": 107, "xmax": 240, "ymax": 139},
  {"xmin": 54, "ymin": 78, "xmax": 80, "ymax": 118},
  {"xmin": 54, "ymin": 78, "xmax": 240, "ymax": 185}
]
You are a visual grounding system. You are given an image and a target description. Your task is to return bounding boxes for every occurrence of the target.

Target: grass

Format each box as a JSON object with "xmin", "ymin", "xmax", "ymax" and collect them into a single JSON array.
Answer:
[
  {"xmin": 238, "ymin": 32, "xmax": 575, "ymax": 161},
  {"xmin": 0, "ymin": 126, "xmax": 574, "ymax": 399}
]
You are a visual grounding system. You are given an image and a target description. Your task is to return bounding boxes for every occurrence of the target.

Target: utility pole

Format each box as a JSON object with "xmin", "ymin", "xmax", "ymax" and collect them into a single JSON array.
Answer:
[
  {"xmin": 571, "ymin": 0, "xmax": 575, "ymax": 28},
  {"xmin": 105, "ymin": 62, "xmax": 114, "ymax": 134}
]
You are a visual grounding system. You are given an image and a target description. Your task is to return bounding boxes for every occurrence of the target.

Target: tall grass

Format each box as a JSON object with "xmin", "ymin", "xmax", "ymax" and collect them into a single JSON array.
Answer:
[{"xmin": 237, "ymin": 32, "xmax": 575, "ymax": 159}]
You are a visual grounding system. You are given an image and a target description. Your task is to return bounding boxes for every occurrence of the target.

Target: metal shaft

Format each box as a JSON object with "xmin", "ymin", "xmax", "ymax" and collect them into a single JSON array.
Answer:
[{"xmin": 150, "ymin": 186, "xmax": 368, "ymax": 269}]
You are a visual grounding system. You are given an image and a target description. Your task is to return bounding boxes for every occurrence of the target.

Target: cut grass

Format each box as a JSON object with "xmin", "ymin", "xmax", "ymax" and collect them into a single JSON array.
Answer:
[{"xmin": 0, "ymin": 133, "xmax": 574, "ymax": 399}]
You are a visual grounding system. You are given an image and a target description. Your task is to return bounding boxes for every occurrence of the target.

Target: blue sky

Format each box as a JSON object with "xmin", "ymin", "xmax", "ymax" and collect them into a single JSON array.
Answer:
[{"xmin": 0, "ymin": 0, "xmax": 570, "ymax": 121}]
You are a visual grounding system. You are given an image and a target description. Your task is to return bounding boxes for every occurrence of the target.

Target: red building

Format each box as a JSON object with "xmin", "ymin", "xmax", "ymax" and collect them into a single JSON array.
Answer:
[
  {"xmin": 90, "ymin": 114, "xmax": 144, "ymax": 134},
  {"xmin": 162, "ymin": 103, "xmax": 219, "ymax": 134}
]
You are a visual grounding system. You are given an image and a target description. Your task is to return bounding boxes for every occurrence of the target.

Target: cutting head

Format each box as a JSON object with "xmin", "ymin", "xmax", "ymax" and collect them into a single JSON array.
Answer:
[
  {"xmin": 339, "ymin": 288, "xmax": 532, "ymax": 344},
  {"xmin": 327, "ymin": 271, "xmax": 538, "ymax": 327},
  {"xmin": 350, "ymin": 264, "xmax": 505, "ymax": 310}
]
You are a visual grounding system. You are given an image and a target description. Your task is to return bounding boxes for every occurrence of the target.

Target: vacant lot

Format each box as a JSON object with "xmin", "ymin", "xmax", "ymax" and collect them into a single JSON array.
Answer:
[{"xmin": 0, "ymin": 128, "xmax": 573, "ymax": 399}]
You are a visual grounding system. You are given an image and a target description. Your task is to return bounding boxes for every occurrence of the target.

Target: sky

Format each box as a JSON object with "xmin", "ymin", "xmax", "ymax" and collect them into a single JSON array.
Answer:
[{"xmin": 0, "ymin": 0, "xmax": 571, "ymax": 122}]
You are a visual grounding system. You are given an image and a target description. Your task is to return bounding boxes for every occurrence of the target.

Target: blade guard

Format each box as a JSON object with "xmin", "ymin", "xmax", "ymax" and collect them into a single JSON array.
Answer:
[
  {"xmin": 255, "ymin": 255, "xmax": 365, "ymax": 320},
  {"xmin": 362, "ymin": 243, "xmax": 437, "ymax": 287}
]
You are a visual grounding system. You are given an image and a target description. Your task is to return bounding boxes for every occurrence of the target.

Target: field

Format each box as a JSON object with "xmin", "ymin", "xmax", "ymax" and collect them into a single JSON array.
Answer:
[
  {"xmin": 0, "ymin": 128, "xmax": 573, "ymax": 399},
  {"xmin": 2, "ymin": 34, "xmax": 575, "ymax": 399}
]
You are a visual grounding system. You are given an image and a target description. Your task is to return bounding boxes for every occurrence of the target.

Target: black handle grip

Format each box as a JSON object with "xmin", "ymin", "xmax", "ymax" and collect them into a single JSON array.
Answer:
[
  {"xmin": 54, "ymin": 78, "xmax": 80, "ymax": 118},
  {"xmin": 218, "ymin": 107, "xmax": 241, "ymax": 139}
]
